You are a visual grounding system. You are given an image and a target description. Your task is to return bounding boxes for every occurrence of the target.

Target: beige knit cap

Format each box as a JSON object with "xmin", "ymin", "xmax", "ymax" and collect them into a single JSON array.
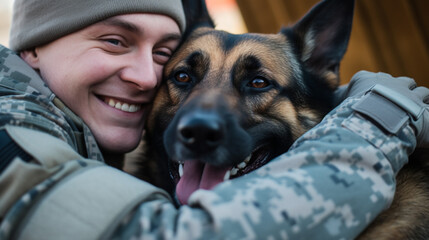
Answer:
[{"xmin": 9, "ymin": 0, "xmax": 186, "ymax": 52}]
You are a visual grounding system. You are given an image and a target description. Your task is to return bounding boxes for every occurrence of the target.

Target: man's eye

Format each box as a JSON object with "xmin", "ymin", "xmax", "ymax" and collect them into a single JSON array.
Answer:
[
  {"xmin": 154, "ymin": 51, "xmax": 171, "ymax": 58},
  {"xmin": 105, "ymin": 39, "xmax": 121, "ymax": 46},
  {"xmin": 153, "ymin": 48, "xmax": 173, "ymax": 65}
]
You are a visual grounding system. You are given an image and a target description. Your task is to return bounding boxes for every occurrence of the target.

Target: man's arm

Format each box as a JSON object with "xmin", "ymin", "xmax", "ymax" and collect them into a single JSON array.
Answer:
[
  {"xmin": 1, "ymin": 71, "xmax": 426, "ymax": 239},
  {"xmin": 109, "ymin": 96, "xmax": 416, "ymax": 240}
]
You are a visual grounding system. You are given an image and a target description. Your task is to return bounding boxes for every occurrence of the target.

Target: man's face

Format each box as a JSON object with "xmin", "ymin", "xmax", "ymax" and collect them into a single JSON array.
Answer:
[{"xmin": 27, "ymin": 14, "xmax": 181, "ymax": 154}]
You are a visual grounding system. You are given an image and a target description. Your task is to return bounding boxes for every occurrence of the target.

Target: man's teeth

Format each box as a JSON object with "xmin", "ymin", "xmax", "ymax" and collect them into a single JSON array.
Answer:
[{"xmin": 105, "ymin": 98, "xmax": 141, "ymax": 113}]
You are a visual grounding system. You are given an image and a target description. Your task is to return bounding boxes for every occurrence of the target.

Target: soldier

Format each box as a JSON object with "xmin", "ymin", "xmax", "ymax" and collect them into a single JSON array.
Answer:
[{"xmin": 0, "ymin": 0, "xmax": 428, "ymax": 239}]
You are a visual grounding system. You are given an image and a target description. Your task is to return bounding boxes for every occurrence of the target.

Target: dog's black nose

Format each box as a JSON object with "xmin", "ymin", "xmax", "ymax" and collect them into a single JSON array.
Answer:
[{"xmin": 177, "ymin": 111, "xmax": 224, "ymax": 153}]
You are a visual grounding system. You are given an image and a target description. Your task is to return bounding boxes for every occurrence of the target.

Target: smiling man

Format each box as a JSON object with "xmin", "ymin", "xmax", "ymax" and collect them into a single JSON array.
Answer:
[
  {"xmin": 0, "ymin": 0, "xmax": 428, "ymax": 239},
  {"xmin": 0, "ymin": 0, "xmax": 185, "ymax": 238},
  {"xmin": 19, "ymin": 14, "xmax": 181, "ymax": 161}
]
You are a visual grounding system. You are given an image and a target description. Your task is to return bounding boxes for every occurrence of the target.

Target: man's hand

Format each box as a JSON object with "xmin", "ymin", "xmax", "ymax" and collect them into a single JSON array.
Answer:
[{"xmin": 335, "ymin": 71, "xmax": 429, "ymax": 148}]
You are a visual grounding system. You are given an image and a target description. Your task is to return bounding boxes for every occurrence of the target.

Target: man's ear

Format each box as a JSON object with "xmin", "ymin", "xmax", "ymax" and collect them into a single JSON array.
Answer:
[{"xmin": 20, "ymin": 49, "xmax": 40, "ymax": 69}]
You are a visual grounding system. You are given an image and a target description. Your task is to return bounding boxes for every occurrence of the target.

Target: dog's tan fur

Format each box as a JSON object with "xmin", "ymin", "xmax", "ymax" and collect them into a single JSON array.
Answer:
[
  {"xmin": 149, "ymin": 27, "xmax": 323, "ymax": 146},
  {"xmin": 126, "ymin": 0, "xmax": 429, "ymax": 238},
  {"xmin": 358, "ymin": 149, "xmax": 429, "ymax": 239}
]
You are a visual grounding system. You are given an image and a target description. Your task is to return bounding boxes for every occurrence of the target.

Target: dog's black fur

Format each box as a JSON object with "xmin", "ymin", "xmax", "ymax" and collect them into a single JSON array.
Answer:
[{"xmin": 126, "ymin": 0, "xmax": 429, "ymax": 238}]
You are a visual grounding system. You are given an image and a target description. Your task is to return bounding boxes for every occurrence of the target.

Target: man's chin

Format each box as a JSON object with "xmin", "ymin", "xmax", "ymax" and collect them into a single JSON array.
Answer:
[{"xmin": 97, "ymin": 131, "xmax": 142, "ymax": 154}]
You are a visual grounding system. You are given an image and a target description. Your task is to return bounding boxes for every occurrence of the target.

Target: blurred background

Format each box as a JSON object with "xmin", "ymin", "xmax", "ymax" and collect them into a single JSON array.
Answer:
[
  {"xmin": 1, "ymin": 0, "xmax": 428, "ymax": 87},
  {"xmin": 0, "ymin": 0, "xmax": 12, "ymax": 47}
]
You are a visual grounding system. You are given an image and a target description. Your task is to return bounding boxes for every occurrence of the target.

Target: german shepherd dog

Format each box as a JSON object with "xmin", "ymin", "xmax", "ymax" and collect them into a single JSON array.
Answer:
[{"xmin": 127, "ymin": 0, "xmax": 429, "ymax": 238}]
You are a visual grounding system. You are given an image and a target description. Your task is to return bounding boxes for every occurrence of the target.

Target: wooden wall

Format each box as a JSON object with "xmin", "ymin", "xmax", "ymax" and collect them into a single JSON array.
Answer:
[{"xmin": 235, "ymin": 0, "xmax": 429, "ymax": 87}]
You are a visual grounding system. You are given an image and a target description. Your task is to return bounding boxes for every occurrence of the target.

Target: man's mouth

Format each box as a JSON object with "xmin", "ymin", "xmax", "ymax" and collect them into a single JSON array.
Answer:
[
  {"xmin": 102, "ymin": 97, "xmax": 142, "ymax": 113},
  {"xmin": 175, "ymin": 145, "xmax": 272, "ymax": 205}
]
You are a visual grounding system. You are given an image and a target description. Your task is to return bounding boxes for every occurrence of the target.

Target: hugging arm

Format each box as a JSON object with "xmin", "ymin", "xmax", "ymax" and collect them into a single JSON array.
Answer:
[
  {"xmin": 108, "ymin": 98, "xmax": 415, "ymax": 240},
  {"xmin": 1, "ymin": 72, "xmax": 426, "ymax": 239},
  {"xmin": 109, "ymin": 72, "xmax": 425, "ymax": 239}
]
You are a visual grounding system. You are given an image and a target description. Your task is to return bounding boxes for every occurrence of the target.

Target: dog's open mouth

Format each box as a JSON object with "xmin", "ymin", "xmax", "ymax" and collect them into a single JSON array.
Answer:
[{"xmin": 174, "ymin": 145, "xmax": 272, "ymax": 205}]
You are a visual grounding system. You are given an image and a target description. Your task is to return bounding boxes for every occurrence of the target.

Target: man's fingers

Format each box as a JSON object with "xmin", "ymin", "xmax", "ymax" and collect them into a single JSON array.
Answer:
[
  {"xmin": 413, "ymin": 87, "xmax": 429, "ymax": 104},
  {"xmin": 396, "ymin": 76, "xmax": 417, "ymax": 89}
]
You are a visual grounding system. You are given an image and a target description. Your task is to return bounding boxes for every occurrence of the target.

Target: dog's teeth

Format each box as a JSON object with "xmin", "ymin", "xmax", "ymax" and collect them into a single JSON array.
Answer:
[
  {"xmin": 244, "ymin": 155, "xmax": 251, "ymax": 163},
  {"xmin": 179, "ymin": 164, "xmax": 184, "ymax": 177},
  {"xmin": 230, "ymin": 167, "xmax": 238, "ymax": 176},
  {"xmin": 237, "ymin": 162, "xmax": 247, "ymax": 169},
  {"xmin": 223, "ymin": 171, "xmax": 231, "ymax": 181}
]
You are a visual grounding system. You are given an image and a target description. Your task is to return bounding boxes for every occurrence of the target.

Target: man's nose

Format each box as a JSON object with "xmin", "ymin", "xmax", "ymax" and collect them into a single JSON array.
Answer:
[{"xmin": 120, "ymin": 51, "xmax": 159, "ymax": 90}]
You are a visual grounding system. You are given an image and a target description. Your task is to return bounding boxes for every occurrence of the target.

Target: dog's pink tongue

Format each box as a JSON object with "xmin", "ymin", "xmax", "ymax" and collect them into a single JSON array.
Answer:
[
  {"xmin": 176, "ymin": 161, "xmax": 230, "ymax": 205},
  {"xmin": 176, "ymin": 161, "xmax": 203, "ymax": 205}
]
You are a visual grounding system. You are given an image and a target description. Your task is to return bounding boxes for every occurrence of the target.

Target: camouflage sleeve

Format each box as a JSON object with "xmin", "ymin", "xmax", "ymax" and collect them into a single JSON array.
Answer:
[{"xmin": 109, "ymin": 96, "xmax": 416, "ymax": 239}]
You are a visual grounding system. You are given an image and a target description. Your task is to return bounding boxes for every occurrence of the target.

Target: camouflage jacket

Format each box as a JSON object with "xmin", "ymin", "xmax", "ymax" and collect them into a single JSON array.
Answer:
[
  {"xmin": 0, "ymin": 44, "xmax": 417, "ymax": 240},
  {"xmin": 0, "ymin": 45, "xmax": 104, "ymax": 161}
]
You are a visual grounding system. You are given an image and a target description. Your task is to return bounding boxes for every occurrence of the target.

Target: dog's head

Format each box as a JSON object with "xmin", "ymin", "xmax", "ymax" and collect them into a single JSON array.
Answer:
[{"xmin": 146, "ymin": 0, "xmax": 355, "ymax": 204}]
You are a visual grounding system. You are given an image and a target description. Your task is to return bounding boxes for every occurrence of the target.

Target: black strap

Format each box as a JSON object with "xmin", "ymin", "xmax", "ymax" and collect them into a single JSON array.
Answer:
[{"xmin": 0, "ymin": 130, "xmax": 33, "ymax": 173}]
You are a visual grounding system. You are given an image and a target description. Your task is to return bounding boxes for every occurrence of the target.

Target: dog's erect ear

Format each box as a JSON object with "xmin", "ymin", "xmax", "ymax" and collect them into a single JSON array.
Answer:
[
  {"xmin": 285, "ymin": 0, "xmax": 355, "ymax": 84},
  {"xmin": 181, "ymin": 0, "xmax": 215, "ymax": 33}
]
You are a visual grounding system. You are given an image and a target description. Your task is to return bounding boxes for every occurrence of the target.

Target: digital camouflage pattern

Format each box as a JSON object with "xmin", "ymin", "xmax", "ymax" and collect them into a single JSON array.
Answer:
[
  {"xmin": 0, "ymin": 44, "xmax": 104, "ymax": 238},
  {"xmin": 0, "ymin": 45, "xmax": 103, "ymax": 161},
  {"xmin": 110, "ymin": 97, "xmax": 416, "ymax": 240},
  {"xmin": 0, "ymin": 43, "xmax": 417, "ymax": 239}
]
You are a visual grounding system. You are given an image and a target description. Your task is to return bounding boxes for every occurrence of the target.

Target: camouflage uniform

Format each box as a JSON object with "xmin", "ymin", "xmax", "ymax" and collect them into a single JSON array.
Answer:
[{"xmin": 0, "ymin": 44, "xmax": 417, "ymax": 239}]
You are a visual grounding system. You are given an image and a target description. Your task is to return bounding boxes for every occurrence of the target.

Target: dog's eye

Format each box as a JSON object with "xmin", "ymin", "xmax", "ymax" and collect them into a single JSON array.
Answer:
[
  {"xmin": 175, "ymin": 72, "xmax": 191, "ymax": 83},
  {"xmin": 248, "ymin": 78, "xmax": 270, "ymax": 89}
]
